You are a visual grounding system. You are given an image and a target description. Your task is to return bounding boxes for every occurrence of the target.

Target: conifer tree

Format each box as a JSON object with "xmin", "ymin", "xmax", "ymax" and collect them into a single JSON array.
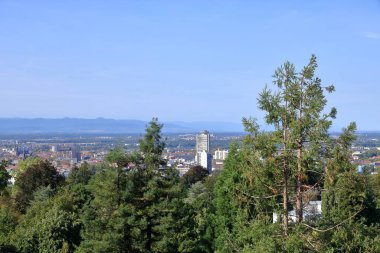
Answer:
[
  {"xmin": 78, "ymin": 118, "xmax": 181, "ymax": 253},
  {"xmin": 127, "ymin": 118, "xmax": 181, "ymax": 252},
  {"xmin": 323, "ymin": 122, "xmax": 378, "ymax": 225},
  {"xmin": 213, "ymin": 138, "xmax": 282, "ymax": 252},
  {"xmin": 78, "ymin": 163, "xmax": 131, "ymax": 253},
  {"xmin": 256, "ymin": 54, "xmax": 336, "ymax": 227}
]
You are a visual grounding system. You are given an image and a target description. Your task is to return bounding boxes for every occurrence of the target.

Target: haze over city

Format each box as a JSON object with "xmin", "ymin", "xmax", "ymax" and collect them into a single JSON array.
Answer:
[
  {"xmin": 1, "ymin": 0, "xmax": 379, "ymax": 131},
  {"xmin": 1, "ymin": 1, "xmax": 380, "ymax": 253}
]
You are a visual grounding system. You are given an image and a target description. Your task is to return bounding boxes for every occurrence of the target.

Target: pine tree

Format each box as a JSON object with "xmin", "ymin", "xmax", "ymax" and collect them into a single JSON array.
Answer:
[
  {"xmin": 256, "ymin": 54, "xmax": 336, "ymax": 227},
  {"xmin": 78, "ymin": 118, "xmax": 182, "ymax": 253},
  {"xmin": 211, "ymin": 55, "xmax": 368, "ymax": 251},
  {"xmin": 126, "ymin": 118, "xmax": 181, "ymax": 252},
  {"xmin": 213, "ymin": 142, "xmax": 243, "ymax": 252},
  {"xmin": 78, "ymin": 163, "xmax": 131, "ymax": 253},
  {"xmin": 213, "ymin": 139, "xmax": 282, "ymax": 252},
  {"xmin": 323, "ymin": 122, "xmax": 379, "ymax": 225}
]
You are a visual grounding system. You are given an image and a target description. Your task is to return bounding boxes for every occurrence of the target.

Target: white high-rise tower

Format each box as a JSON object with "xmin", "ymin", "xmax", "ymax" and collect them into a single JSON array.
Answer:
[{"xmin": 195, "ymin": 130, "xmax": 212, "ymax": 173}]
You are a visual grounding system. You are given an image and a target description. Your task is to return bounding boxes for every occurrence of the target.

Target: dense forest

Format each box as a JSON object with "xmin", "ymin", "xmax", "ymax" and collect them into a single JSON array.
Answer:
[{"xmin": 1, "ymin": 56, "xmax": 379, "ymax": 253}]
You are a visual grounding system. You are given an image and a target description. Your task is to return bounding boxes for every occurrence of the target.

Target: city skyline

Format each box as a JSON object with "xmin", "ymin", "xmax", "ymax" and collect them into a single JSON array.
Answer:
[{"xmin": 0, "ymin": 1, "xmax": 379, "ymax": 130}]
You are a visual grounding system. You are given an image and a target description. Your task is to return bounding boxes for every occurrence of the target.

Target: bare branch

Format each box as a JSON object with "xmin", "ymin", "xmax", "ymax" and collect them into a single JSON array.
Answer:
[{"xmin": 301, "ymin": 208, "xmax": 363, "ymax": 232}]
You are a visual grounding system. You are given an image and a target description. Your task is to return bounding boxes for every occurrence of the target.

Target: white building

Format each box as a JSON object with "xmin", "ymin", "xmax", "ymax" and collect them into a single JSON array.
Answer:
[
  {"xmin": 176, "ymin": 164, "xmax": 191, "ymax": 177},
  {"xmin": 214, "ymin": 149, "xmax": 229, "ymax": 160},
  {"xmin": 195, "ymin": 130, "xmax": 210, "ymax": 165},
  {"xmin": 200, "ymin": 150, "xmax": 212, "ymax": 173},
  {"xmin": 273, "ymin": 201, "xmax": 322, "ymax": 223},
  {"xmin": 196, "ymin": 130, "xmax": 210, "ymax": 153},
  {"xmin": 195, "ymin": 130, "xmax": 212, "ymax": 172}
]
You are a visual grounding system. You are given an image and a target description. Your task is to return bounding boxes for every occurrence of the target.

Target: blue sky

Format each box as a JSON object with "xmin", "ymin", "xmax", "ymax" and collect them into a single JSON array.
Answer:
[{"xmin": 0, "ymin": 0, "xmax": 379, "ymax": 130}]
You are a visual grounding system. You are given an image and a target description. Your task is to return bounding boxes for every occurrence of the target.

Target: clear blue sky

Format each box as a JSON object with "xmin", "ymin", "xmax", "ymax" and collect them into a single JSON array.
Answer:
[{"xmin": 0, "ymin": 0, "xmax": 379, "ymax": 130}]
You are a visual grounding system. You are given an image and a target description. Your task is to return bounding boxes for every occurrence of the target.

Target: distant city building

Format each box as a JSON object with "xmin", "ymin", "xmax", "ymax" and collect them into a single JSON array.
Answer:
[
  {"xmin": 14, "ymin": 143, "xmax": 30, "ymax": 158},
  {"xmin": 213, "ymin": 159, "xmax": 224, "ymax": 171},
  {"xmin": 273, "ymin": 201, "xmax": 322, "ymax": 223},
  {"xmin": 196, "ymin": 130, "xmax": 210, "ymax": 154},
  {"xmin": 176, "ymin": 164, "xmax": 191, "ymax": 177},
  {"xmin": 195, "ymin": 130, "xmax": 212, "ymax": 173},
  {"xmin": 51, "ymin": 145, "xmax": 57, "ymax": 152},
  {"xmin": 214, "ymin": 149, "xmax": 229, "ymax": 160},
  {"xmin": 71, "ymin": 145, "xmax": 81, "ymax": 163},
  {"xmin": 200, "ymin": 150, "xmax": 213, "ymax": 173},
  {"xmin": 14, "ymin": 143, "xmax": 21, "ymax": 156}
]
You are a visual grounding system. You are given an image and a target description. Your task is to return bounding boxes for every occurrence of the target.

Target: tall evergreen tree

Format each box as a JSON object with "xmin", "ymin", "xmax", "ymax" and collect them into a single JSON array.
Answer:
[
  {"xmin": 213, "ymin": 138, "xmax": 282, "ymax": 252},
  {"xmin": 78, "ymin": 163, "xmax": 131, "ymax": 253},
  {"xmin": 211, "ymin": 55, "xmax": 379, "ymax": 252},
  {"xmin": 256, "ymin": 54, "xmax": 336, "ymax": 226},
  {"xmin": 126, "ymin": 118, "xmax": 181, "ymax": 252},
  {"xmin": 323, "ymin": 122, "xmax": 378, "ymax": 225},
  {"xmin": 78, "ymin": 118, "xmax": 181, "ymax": 253}
]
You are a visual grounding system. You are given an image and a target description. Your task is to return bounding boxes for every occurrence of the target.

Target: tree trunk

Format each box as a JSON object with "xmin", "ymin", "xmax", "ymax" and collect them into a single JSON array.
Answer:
[
  {"xmin": 296, "ymin": 142, "xmax": 303, "ymax": 223},
  {"xmin": 296, "ymin": 81, "xmax": 304, "ymax": 223},
  {"xmin": 146, "ymin": 219, "xmax": 152, "ymax": 252},
  {"xmin": 283, "ymin": 159, "xmax": 289, "ymax": 234},
  {"xmin": 282, "ymin": 109, "xmax": 289, "ymax": 235}
]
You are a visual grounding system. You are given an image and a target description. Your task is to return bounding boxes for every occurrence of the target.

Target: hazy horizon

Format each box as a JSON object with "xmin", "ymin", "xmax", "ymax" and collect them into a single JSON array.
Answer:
[
  {"xmin": 0, "ymin": 117, "xmax": 379, "ymax": 132},
  {"xmin": 0, "ymin": 1, "xmax": 379, "ymax": 130}
]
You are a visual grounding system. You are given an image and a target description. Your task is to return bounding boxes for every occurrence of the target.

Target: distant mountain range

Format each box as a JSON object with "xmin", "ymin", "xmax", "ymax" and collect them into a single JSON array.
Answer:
[{"xmin": 0, "ymin": 118, "xmax": 244, "ymax": 134}]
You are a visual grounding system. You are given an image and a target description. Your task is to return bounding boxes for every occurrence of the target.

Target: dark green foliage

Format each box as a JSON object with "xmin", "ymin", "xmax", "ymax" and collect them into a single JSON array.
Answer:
[
  {"xmin": 124, "ymin": 120, "xmax": 181, "ymax": 252},
  {"xmin": 14, "ymin": 159, "xmax": 64, "ymax": 213},
  {"xmin": 77, "ymin": 165, "xmax": 130, "ymax": 253},
  {"xmin": 180, "ymin": 165, "xmax": 209, "ymax": 189},
  {"xmin": 135, "ymin": 119, "xmax": 181, "ymax": 252},
  {"xmin": 67, "ymin": 162, "xmax": 94, "ymax": 185},
  {"xmin": 66, "ymin": 163, "xmax": 94, "ymax": 212},
  {"xmin": 175, "ymin": 179, "xmax": 214, "ymax": 253},
  {"xmin": 0, "ymin": 208, "xmax": 17, "ymax": 238},
  {"xmin": 306, "ymin": 222, "xmax": 380, "ymax": 253},
  {"xmin": 323, "ymin": 123, "xmax": 373, "ymax": 222},
  {"xmin": 213, "ymin": 142, "xmax": 243, "ymax": 252},
  {"xmin": 78, "ymin": 118, "xmax": 182, "ymax": 253},
  {"xmin": 138, "ymin": 118, "xmax": 166, "ymax": 167},
  {"xmin": 369, "ymin": 172, "xmax": 380, "ymax": 208},
  {"xmin": 0, "ymin": 188, "xmax": 20, "ymax": 252},
  {"xmin": 12, "ymin": 190, "xmax": 82, "ymax": 253},
  {"xmin": 31, "ymin": 185, "xmax": 55, "ymax": 204},
  {"xmin": 0, "ymin": 207, "xmax": 18, "ymax": 251},
  {"xmin": 0, "ymin": 160, "xmax": 10, "ymax": 193},
  {"xmin": 213, "ymin": 139, "xmax": 285, "ymax": 252}
]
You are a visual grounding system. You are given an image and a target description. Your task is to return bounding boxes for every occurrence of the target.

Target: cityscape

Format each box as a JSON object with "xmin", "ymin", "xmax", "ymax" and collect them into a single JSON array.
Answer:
[
  {"xmin": 1, "ymin": 129, "xmax": 379, "ymax": 181},
  {"xmin": 0, "ymin": 1, "xmax": 379, "ymax": 252},
  {"xmin": 0, "ymin": 130, "xmax": 238, "ymax": 178}
]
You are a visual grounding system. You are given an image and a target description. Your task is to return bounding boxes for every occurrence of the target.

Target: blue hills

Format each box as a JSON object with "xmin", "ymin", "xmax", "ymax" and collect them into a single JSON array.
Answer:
[{"xmin": 0, "ymin": 118, "xmax": 244, "ymax": 134}]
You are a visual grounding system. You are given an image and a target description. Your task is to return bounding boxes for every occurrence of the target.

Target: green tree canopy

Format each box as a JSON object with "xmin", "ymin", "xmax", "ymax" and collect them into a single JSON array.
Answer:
[
  {"xmin": 180, "ymin": 165, "xmax": 209, "ymax": 189},
  {"xmin": 0, "ymin": 160, "xmax": 10, "ymax": 194},
  {"xmin": 14, "ymin": 159, "xmax": 64, "ymax": 213}
]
